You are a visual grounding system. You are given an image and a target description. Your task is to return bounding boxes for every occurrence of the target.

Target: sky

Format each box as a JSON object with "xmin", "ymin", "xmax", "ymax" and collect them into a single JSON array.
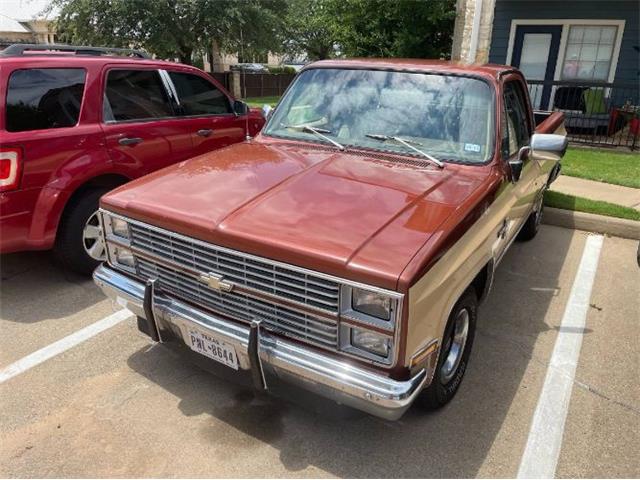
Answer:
[{"xmin": 0, "ymin": 0, "xmax": 57, "ymax": 20}]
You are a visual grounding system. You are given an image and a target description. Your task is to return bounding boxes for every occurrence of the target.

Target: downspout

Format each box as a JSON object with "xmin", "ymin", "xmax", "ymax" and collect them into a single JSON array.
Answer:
[{"xmin": 467, "ymin": 0, "xmax": 483, "ymax": 63}]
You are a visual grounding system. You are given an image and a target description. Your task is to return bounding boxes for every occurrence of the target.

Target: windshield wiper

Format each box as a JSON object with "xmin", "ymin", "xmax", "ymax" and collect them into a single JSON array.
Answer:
[
  {"xmin": 283, "ymin": 124, "xmax": 345, "ymax": 151},
  {"xmin": 365, "ymin": 134, "xmax": 444, "ymax": 169}
]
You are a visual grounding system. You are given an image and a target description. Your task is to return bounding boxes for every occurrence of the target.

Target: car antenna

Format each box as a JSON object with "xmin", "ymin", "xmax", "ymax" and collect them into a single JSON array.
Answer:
[{"xmin": 240, "ymin": 28, "xmax": 251, "ymax": 141}]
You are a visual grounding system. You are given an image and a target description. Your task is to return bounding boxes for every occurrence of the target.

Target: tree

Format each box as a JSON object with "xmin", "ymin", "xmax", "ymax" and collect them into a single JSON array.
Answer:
[
  {"xmin": 51, "ymin": 0, "xmax": 287, "ymax": 65},
  {"xmin": 283, "ymin": 0, "xmax": 336, "ymax": 61},
  {"xmin": 324, "ymin": 0, "xmax": 456, "ymax": 59}
]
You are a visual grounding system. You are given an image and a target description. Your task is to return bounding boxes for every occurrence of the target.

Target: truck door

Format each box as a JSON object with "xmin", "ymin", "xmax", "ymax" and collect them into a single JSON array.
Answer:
[
  {"xmin": 101, "ymin": 67, "xmax": 193, "ymax": 175},
  {"xmin": 495, "ymin": 76, "xmax": 542, "ymax": 259}
]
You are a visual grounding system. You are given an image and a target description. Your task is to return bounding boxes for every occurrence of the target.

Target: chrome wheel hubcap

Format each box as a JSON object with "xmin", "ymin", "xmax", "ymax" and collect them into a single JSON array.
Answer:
[
  {"xmin": 440, "ymin": 308, "xmax": 470, "ymax": 384},
  {"xmin": 83, "ymin": 211, "xmax": 106, "ymax": 261}
]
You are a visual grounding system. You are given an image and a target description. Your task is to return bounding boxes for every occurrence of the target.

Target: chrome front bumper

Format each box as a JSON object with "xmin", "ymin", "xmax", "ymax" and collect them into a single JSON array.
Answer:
[{"xmin": 94, "ymin": 264, "xmax": 427, "ymax": 420}]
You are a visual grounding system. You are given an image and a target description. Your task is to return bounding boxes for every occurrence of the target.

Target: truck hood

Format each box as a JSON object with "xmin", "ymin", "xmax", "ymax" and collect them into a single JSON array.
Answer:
[{"xmin": 102, "ymin": 141, "xmax": 489, "ymax": 290}]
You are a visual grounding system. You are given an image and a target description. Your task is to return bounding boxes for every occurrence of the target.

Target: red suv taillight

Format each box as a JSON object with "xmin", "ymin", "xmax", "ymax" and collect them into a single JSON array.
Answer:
[{"xmin": 0, "ymin": 148, "xmax": 22, "ymax": 192}]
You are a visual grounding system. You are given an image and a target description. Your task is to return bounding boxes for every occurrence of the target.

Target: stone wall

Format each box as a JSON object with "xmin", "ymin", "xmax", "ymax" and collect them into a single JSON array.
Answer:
[{"xmin": 451, "ymin": 0, "xmax": 496, "ymax": 64}]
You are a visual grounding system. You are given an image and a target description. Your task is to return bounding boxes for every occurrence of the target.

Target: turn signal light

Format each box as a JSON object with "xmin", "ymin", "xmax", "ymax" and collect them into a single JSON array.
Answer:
[{"xmin": 0, "ymin": 148, "xmax": 22, "ymax": 192}]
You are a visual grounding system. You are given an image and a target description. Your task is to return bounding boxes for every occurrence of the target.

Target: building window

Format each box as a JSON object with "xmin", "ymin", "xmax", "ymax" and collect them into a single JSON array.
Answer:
[{"xmin": 562, "ymin": 25, "xmax": 617, "ymax": 81}]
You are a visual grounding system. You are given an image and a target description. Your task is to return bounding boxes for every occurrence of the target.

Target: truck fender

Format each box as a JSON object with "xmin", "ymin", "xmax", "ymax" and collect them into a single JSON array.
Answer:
[{"xmin": 437, "ymin": 255, "xmax": 494, "ymax": 342}]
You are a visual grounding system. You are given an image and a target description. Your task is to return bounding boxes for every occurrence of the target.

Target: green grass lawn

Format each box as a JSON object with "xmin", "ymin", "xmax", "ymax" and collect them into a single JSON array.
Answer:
[
  {"xmin": 244, "ymin": 96, "xmax": 281, "ymax": 108},
  {"xmin": 561, "ymin": 148, "xmax": 640, "ymax": 189},
  {"xmin": 544, "ymin": 190, "xmax": 640, "ymax": 221}
]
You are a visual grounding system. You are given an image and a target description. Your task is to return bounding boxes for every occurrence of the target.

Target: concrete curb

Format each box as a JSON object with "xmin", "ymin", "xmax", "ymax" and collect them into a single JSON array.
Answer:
[{"xmin": 542, "ymin": 207, "xmax": 640, "ymax": 240}]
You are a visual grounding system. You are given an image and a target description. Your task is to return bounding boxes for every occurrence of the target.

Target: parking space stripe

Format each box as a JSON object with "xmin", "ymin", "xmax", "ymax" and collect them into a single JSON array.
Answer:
[
  {"xmin": 0, "ymin": 309, "xmax": 132, "ymax": 384},
  {"xmin": 517, "ymin": 234, "xmax": 604, "ymax": 479}
]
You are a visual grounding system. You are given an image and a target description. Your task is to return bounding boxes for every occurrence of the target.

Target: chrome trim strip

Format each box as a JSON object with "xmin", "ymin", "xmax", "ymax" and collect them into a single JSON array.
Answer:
[{"xmin": 93, "ymin": 265, "xmax": 425, "ymax": 420}]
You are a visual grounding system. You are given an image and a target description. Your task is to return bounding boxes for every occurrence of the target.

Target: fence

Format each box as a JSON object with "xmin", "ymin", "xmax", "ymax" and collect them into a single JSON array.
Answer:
[
  {"xmin": 209, "ymin": 72, "xmax": 230, "ymax": 91},
  {"xmin": 239, "ymin": 73, "xmax": 295, "ymax": 98},
  {"xmin": 208, "ymin": 72, "xmax": 295, "ymax": 99},
  {"xmin": 527, "ymin": 80, "xmax": 640, "ymax": 149}
]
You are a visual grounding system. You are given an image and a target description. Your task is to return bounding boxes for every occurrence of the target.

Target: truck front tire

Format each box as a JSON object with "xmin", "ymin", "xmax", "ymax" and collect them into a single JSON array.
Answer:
[
  {"xmin": 518, "ymin": 191, "xmax": 545, "ymax": 242},
  {"xmin": 416, "ymin": 288, "xmax": 477, "ymax": 411}
]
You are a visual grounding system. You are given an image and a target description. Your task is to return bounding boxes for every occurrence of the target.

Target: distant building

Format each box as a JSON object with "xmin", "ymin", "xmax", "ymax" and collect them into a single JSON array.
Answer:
[
  {"xmin": 203, "ymin": 39, "xmax": 284, "ymax": 72},
  {"xmin": 0, "ymin": 13, "xmax": 56, "ymax": 48}
]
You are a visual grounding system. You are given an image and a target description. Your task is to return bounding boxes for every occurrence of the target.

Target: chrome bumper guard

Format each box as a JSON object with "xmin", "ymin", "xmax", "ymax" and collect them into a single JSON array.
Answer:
[{"xmin": 94, "ymin": 264, "xmax": 426, "ymax": 420}]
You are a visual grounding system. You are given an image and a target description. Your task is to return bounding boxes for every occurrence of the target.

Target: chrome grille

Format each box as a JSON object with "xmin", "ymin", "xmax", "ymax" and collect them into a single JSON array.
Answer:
[
  {"xmin": 136, "ymin": 258, "xmax": 338, "ymax": 349},
  {"xmin": 129, "ymin": 224, "xmax": 340, "ymax": 312}
]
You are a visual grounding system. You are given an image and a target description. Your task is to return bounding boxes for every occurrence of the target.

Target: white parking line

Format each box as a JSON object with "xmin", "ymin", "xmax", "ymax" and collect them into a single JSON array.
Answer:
[
  {"xmin": 0, "ymin": 309, "xmax": 132, "ymax": 384},
  {"xmin": 517, "ymin": 234, "xmax": 604, "ymax": 479}
]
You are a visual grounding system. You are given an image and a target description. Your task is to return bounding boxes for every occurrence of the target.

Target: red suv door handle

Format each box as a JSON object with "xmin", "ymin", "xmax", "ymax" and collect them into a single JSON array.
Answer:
[
  {"xmin": 197, "ymin": 129, "xmax": 214, "ymax": 137},
  {"xmin": 118, "ymin": 137, "xmax": 143, "ymax": 146}
]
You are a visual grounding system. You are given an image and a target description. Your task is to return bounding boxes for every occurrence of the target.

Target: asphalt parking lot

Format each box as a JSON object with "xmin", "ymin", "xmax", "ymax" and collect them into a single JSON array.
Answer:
[{"xmin": 1, "ymin": 225, "xmax": 638, "ymax": 478}]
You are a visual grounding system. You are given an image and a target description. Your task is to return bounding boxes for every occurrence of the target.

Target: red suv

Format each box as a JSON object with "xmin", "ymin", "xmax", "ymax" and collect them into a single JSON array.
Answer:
[{"xmin": 0, "ymin": 44, "xmax": 264, "ymax": 273}]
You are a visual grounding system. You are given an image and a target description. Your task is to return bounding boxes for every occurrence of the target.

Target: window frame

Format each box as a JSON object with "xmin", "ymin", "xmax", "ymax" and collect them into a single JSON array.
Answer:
[
  {"xmin": 101, "ymin": 67, "xmax": 177, "ymax": 125},
  {"xmin": 164, "ymin": 69, "xmax": 234, "ymax": 118},
  {"xmin": 560, "ymin": 24, "xmax": 619, "ymax": 82},
  {"xmin": 5, "ymin": 67, "xmax": 88, "ymax": 133},
  {"xmin": 501, "ymin": 76, "xmax": 533, "ymax": 160}
]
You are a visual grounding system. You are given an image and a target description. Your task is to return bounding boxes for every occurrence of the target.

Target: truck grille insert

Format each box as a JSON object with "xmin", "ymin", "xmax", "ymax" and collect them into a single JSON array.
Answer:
[
  {"xmin": 128, "ymin": 224, "xmax": 340, "ymax": 349},
  {"xmin": 129, "ymin": 224, "xmax": 340, "ymax": 312}
]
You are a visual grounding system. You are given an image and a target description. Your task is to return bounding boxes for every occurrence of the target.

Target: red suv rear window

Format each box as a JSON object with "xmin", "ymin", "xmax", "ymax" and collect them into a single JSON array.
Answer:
[{"xmin": 6, "ymin": 68, "xmax": 86, "ymax": 132}]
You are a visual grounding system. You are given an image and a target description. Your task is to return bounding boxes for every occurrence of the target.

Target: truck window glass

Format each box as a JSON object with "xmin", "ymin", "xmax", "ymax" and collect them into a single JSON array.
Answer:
[
  {"xmin": 503, "ymin": 81, "xmax": 530, "ymax": 156},
  {"xmin": 6, "ymin": 68, "xmax": 86, "ymax": 132},
  {"xmin": 168, "ymin": 72, "xmax": 231, "ymax": 115},
  {"xmin": 264, "ymin": 68, "xmax": 495, "ymax": 164},
  {"xmin": 104, "ymin": 69, "xmax": 173, "ymax": 122}
]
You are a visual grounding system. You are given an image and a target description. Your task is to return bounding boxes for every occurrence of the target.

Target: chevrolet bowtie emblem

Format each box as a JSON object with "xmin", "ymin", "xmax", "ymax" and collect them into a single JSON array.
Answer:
[{"xmin": 199, "ymin": 272, "xmax": 234, "ymax": 292}]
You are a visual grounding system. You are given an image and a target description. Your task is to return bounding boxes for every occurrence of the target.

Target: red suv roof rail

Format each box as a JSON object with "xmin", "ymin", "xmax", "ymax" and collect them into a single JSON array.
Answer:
[{"xmin": 0, "ymin": 43, "xmax": 150, "ymax": 59}]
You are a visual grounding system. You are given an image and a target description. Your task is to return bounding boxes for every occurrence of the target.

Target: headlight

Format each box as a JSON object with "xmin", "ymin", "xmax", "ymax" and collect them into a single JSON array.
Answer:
[
  {"xmin": 351, "ymin": 328, "xmax": 391, "ymax": 357},
  {"xmin": 110, "ymin": 217, "xmax": 130, "ymax": 238},
  {"xmin": 113, "ymin": 246, "xmax": 135, "ymax": 268},
  {"xmin": 352, "ymin": 288, "xmax": 391, "ymax": 320}
]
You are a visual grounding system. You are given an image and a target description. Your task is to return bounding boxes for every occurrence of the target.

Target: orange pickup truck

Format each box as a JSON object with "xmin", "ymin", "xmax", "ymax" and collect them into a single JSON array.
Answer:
[{"xmin": 94, "ymin": 59, "xmax": 567, "ymax": 420}]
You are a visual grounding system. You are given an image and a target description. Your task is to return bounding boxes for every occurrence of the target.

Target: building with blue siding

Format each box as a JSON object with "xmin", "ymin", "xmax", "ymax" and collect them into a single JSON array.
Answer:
[{"xmin": 452, "ymin": 0, "xmax": 640, "ymax": 147}]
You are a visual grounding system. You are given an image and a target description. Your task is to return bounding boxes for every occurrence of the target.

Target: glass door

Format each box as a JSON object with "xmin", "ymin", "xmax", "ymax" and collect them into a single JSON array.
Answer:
[{"xmin": 511, "ymin": 25, "xmax": 562, "ymax": 110}]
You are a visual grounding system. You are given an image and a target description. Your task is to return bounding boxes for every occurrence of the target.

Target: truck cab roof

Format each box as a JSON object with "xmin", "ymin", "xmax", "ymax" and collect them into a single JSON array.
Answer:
[{"xmin": 304, "ymin": 58, "xmax": 518, "ymax": 81}]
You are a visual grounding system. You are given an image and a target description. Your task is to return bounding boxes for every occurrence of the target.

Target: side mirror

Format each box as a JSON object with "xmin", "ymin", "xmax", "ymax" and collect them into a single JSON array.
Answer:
[
  {"xmin": 530, "ymin": 133, "xmax": 568, "ymax": 162},
  {"xmin": 509, "ymin": 145, "xmax": 530, "ymax": 182},
  {"xmin": 233, "ymin": 100, "xmax": 249, "ymax": 116},
  {"xmin": 261, "ymin": 104, "xmax": 273, "ymax": 119}
]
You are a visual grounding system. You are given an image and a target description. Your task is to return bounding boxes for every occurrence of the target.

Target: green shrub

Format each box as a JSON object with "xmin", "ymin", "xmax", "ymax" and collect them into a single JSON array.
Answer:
[{"xmin": 267, "ymin": 66, "xmax": 296, "ymax": 74}]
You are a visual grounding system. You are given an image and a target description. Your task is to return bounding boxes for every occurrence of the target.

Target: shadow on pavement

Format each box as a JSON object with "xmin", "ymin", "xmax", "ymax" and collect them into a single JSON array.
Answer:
[
  {"xmin": 0, "ymin": 252, "xmax": 105, "ymax": 323},
  {"xmin": 126, "ymin": 225, "xmax": 578, "ymax": 477}
]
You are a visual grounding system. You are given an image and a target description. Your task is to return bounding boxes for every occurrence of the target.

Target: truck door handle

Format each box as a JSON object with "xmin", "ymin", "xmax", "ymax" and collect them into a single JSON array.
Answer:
[
  {"xmin": 497, "ymin": 219, "xmax": 508, "ymax": 239},
  {"xmin": 197, "ymin": 129, "xmax": 214, "ymax": 137},
  {"xmin": 118, "ymin": 137, "xmax": 143, "ymax": 146}
]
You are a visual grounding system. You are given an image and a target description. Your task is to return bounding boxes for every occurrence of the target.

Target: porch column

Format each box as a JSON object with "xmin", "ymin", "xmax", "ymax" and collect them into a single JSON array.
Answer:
[{"xmin": 451, "ymin": 0, "xmax": 497, "ymax": 64}]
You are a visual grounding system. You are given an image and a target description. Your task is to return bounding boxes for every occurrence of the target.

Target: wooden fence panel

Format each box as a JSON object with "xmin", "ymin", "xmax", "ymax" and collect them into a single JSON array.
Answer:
[{"xmin": 239, "ymin": 73, "xmax": 296, "ymax": 98}]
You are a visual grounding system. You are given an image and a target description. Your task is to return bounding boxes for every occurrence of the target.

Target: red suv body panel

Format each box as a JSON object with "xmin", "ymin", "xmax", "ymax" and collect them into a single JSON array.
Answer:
[{"xmin": 0, "ymin": 55, "xmax": 264, "ymax": 254}]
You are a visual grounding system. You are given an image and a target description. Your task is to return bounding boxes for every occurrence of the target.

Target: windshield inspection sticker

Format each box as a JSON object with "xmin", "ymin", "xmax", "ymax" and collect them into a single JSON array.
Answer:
[{"xmin": 464, "ymin": 143, "xmax": 482, "ymax": 153}]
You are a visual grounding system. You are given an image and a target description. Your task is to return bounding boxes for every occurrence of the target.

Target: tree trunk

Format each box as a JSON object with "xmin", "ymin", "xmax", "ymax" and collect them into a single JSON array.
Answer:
[{"xmin": 179, "ymin": 48, "xmax": 193, "ymax": 65}]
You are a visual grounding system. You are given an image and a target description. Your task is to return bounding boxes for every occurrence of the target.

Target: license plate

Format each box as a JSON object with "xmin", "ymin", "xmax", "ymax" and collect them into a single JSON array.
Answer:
[{"xmin": 186, "ymin": 328, "xmax": 238, "ymax": 370}]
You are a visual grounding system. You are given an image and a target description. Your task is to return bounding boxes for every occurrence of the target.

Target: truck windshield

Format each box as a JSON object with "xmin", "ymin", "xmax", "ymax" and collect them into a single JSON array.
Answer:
[{"xmin": 264, "ymin": 68, "xmax": 495, "ymax": 164}]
